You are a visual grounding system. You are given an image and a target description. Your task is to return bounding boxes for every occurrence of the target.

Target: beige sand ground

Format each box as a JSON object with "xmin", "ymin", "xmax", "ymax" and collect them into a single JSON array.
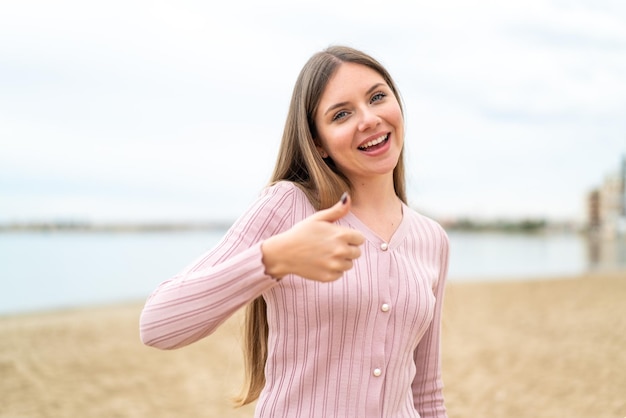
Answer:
[{"xmin": 1, "ymin": 271, "xmax": 624, "ymax": 418}]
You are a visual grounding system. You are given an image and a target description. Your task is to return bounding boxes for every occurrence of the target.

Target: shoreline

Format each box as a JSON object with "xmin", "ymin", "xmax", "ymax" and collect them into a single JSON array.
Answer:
[
  {"xmin": 2, "ymin": 271, "xmax": 625, "ymax": 418},
  {"xmin": 3, "ymin": 268, "xmax": 624, "ymax": 319}
]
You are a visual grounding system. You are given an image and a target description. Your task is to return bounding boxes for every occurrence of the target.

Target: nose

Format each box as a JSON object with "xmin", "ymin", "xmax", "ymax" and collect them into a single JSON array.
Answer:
[{"xmin": 357, "ymin": 107, "xmax": 381, "ymax": 132}]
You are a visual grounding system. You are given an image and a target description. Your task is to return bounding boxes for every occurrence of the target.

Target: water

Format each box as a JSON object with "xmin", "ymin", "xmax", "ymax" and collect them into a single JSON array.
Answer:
[
  {"xmin": 0, "ymin": 230, "xmax": 223, "ymax": 315},
  {"xmin": 447, "ymin": 231, "xmax": 588, "ymax": 281},
  {"xmin": 0, "ymin": 230, "xmax": 624, "ymax": 315}
]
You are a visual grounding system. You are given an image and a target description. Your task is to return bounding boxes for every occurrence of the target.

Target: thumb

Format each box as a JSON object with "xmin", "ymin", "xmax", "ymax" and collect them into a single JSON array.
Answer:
[{"xmin": 312, "ymin": 192, "xmax": 351, "ymax": 223}]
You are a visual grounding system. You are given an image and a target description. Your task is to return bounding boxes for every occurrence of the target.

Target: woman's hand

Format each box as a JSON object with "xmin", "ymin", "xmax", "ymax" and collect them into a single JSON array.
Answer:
[{"xmin": 262, "ymin": 193, "xmax": 365, "ymax": 282}]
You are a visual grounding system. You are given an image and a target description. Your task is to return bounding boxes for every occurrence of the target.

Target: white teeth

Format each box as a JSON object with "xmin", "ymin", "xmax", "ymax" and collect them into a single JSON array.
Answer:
[{"xmin": 359, "ymin": 134, "xmax": 388, "ymax": 150}]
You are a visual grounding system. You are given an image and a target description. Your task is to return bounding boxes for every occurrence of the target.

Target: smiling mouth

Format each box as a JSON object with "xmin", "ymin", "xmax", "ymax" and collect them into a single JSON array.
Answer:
[{"xmin": 358, "ymin": 134, "xmax": 389, "ymax": 151}]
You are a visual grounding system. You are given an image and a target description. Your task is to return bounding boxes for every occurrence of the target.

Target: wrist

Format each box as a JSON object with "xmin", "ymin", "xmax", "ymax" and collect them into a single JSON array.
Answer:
[{"xmin": 261, "ymin": 234, "xmax": 289, "ymax": 280}]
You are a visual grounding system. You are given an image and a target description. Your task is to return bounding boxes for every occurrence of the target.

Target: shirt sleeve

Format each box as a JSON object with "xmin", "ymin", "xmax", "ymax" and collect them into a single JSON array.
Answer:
[
  {"xmin": 412, "ymin": 223, "xmax": 450, "ymax": 418},
  {"xmin": 139, "ymin": 182, "xmax": 297, "ymax": 349}
]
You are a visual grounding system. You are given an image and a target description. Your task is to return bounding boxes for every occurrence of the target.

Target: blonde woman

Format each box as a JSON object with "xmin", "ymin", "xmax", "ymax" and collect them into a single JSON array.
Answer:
[{"xmin": 140, "ymin": 45, "xmax": 449, "ymax": 418}]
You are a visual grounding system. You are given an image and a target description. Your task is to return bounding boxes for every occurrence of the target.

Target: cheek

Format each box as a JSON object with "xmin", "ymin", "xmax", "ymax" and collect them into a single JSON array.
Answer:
[
  {"xmin": 388, "ymin": 109, "xmax": 404, "ymax": 140},
  {"xmin": 389, "ymin": 104, "xmax": 404, "ymax": 126},
  {"xmin": 320, "ymin": 127, "xmax": 353, "ymax": 153}
]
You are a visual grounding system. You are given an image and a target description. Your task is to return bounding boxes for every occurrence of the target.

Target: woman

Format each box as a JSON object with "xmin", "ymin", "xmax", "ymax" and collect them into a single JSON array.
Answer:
[{"xmin": 140, "ymin": 45, "xmax": 449, "ymax": 418}]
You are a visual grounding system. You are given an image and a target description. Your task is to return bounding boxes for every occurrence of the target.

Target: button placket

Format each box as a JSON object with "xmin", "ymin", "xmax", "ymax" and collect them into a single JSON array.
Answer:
[{"xmin": 368, "ymin": 238, "xmax": 391, "ymax": 402}]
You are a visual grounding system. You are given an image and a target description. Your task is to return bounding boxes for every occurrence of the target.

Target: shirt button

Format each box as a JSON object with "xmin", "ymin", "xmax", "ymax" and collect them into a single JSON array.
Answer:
[
  {"xmin": 380, "ymin": 242, "xmax": 389, "ymax": 251},
  {"xmin": 381, "ymin": 303, "xmax": 390, "ymax": 312},
  {"xmin": 373, "ymin": 368, "xmax": 382, "ymax": 377}
]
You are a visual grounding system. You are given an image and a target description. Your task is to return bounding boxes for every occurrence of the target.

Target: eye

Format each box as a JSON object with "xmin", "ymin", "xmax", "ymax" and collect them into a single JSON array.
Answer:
[
  {"xmin": 371, "ymin": 91, "xmax": 387, "ymax": 103},
  {"xmin": 332, "ymin": 110, "xmax": 349, "ymax": 121}
]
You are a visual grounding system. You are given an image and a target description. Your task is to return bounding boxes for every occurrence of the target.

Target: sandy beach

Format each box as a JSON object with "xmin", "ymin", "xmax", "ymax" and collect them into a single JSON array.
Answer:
[{"xmin": 1, "ymin": 271, "xmax": 624, "ymax": 418}]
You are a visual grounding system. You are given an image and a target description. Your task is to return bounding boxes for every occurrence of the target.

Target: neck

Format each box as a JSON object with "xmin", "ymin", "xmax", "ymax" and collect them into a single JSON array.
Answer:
[
  {"xmin": 348, "ymin": 175, "xmax": 403, "ymax": 242},
  {"xmin": 350, "ymin": 174, "xmax": 399, "ymax": 211}
]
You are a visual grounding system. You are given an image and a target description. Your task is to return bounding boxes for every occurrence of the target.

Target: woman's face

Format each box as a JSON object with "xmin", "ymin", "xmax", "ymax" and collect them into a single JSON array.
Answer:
[{"xmin": 314, "ymin": 62, "xmax": 404, "ymax": 185}]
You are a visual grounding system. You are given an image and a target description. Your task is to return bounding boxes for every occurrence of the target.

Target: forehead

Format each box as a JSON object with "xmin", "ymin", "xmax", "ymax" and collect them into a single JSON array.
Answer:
[{"xmin": 320, "ymin": 62, "xmax": 387, "ymax": 102}]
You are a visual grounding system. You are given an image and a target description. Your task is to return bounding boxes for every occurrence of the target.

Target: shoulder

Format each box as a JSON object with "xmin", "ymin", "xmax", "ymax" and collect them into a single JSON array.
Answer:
[
  {"xmin": 403, "ymin": 205, "xmax": 449, "ymax": 244},
  {"xmin": 262, "ymin": 181, "xmax": 311, "ymax": 203},
  {"xmin": 230, "ymin": 182, "xmax": 313, "ymax": 237},
  {"xmin": 264, "ymin": 180, "xmax": 303, "ymax": 195},
  {"xmin": 403, "ymin": 206, "xmax": 450, "ymax": 286},
  {"xmin": 257, "ymin": 181, "xmax": 316, "ymax": 215}
]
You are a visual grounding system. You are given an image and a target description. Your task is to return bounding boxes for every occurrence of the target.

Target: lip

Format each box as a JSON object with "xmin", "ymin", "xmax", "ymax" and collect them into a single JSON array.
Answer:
[
  {"xmin": 357, "ymin": 132, "xmax": 391, "ymax": 156},
  {"xmin": 357, "ymin": 132, "xmax": 390, "ymax": 149}
]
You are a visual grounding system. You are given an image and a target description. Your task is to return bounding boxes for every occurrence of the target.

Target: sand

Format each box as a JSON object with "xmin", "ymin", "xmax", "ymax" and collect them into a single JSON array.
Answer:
[{"xmin": 1, "ymin": 271, "xmax": 624, "ymax": 418}]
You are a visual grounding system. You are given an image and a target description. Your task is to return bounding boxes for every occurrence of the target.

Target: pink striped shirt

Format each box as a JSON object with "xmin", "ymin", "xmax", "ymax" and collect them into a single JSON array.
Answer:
[{"xmin": 140, "ymin": 181, "xmax": 449, "ymax": 417}]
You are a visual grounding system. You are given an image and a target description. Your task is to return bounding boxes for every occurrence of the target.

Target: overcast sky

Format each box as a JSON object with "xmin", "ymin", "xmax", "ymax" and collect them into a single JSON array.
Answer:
[{"xmin": 1, "ymin": 0, "xmax": 625, "ymax": 224}]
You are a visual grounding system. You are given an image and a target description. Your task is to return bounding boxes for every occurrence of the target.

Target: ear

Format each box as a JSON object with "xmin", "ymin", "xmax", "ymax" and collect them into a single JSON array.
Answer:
[{"xmin": 316, "ymin": 144, "xmax": 329, "ymax": 159}]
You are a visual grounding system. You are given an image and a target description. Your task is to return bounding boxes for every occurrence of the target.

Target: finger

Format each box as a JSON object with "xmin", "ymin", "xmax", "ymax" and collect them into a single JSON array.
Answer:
[
  {"xmin": 345, "ymin": 230, "xmax": 365, "ymax": 246},
  {"xmin": 319, "ymin": 270, "xmax": 344, "ymax": 282},
  {"xmin": 349, "ymin": 246, "xmax": 361, "ymax": 260},
  {"xmin": 335, "ymin": 244, "xmax": 361, "ymax": 260},
  {"xmin": 329, "ymin": 258, "xmax": 354, "ymax": 273},
  {"xmin": 309, "ymin": 192, "xmax": 351, "ymax": 223}
]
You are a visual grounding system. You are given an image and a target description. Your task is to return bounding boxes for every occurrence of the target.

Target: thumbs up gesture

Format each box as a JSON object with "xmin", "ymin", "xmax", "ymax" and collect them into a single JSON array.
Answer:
[{"xmin": 262, "ymin": 193, "xmax": 365, "ymax": 282}]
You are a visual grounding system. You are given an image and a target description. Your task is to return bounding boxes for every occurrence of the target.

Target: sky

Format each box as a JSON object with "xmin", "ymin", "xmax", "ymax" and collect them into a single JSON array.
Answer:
[{"xmin": 1, "ymin": 0, "xmax": 625, "ymax": 225}]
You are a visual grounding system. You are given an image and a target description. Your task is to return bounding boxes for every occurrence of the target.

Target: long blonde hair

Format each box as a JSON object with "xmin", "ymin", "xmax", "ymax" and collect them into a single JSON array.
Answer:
[{"xmin": 235, "ymin": 45, "xmax": 407, "ymax": 406}]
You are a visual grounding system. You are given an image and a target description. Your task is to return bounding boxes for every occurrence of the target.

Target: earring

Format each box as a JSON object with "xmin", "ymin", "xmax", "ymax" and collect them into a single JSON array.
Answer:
[{"xmin": 320, "ymin": 150, "xmax": 328, "ymax": 158}]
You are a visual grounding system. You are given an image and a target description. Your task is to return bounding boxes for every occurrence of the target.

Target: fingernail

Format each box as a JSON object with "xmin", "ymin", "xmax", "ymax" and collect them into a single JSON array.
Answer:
[{"xmin": 340, "ymin": 192, "xmax": 348, "ymax": 205}]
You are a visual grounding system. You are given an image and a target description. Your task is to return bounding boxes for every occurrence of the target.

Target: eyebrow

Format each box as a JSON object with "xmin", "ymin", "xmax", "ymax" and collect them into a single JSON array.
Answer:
[{"xmin": 323, "ymin": 82, "xmax": 387, "ymax": 116}]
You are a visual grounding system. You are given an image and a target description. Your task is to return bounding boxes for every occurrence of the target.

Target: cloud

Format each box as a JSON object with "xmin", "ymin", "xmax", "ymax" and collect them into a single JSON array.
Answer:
[{"xmin": 1, "ymin": 0, "xmax": 625, "ymax": 223}]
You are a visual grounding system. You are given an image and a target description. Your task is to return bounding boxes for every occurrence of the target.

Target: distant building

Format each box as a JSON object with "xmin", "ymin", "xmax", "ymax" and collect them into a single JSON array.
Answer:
[
  {"xmin": 622, "ymin": 154, "xmax": 626, "ymax": 218},
  {"xmin": 588, "ymin": 155, "xmax": 626, "ymax": 238},
  {"xmin": 587, "ymin": 190, "xmax": 600, "ymax": 231}
]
